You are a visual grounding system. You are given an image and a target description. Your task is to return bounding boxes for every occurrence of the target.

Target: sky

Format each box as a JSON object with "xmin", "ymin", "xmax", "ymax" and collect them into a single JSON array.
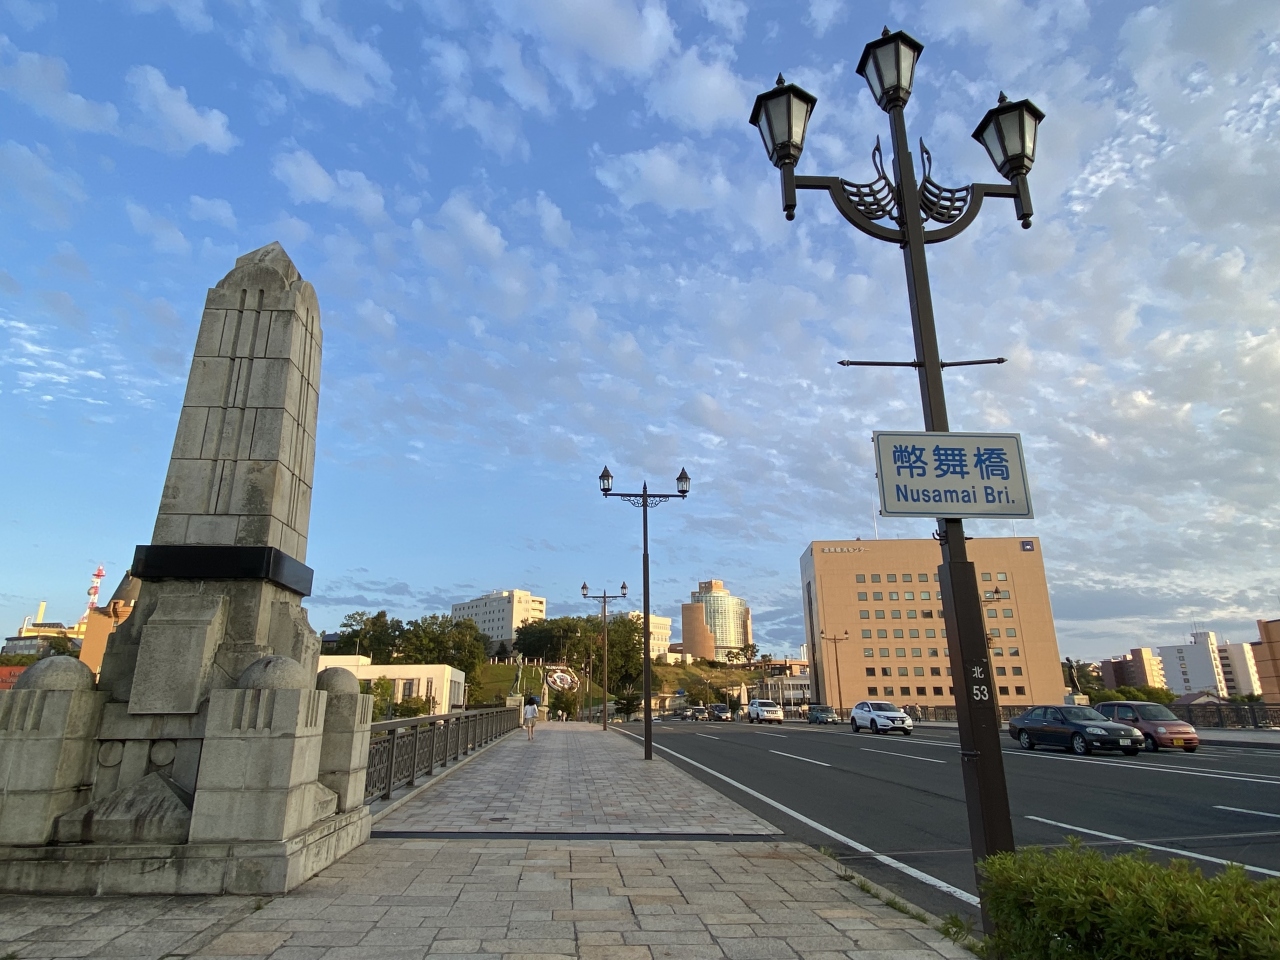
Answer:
[{"xmin": 1, "ymin": 0, "xmax": 1278, "ymax": 663}]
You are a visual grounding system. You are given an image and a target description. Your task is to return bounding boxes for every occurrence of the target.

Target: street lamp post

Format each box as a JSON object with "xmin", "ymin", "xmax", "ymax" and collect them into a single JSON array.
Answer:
[
  {"xmin": 819, "ymin": 629, "xmax": 849, "ymax": 716},
  {"xmin": 582, "ymin": 580, "xmax": 628, "ymax": 731},
  {"xmin": 751, "ymin": 28, "xmax": 1044, "ymax": 926},
  {"xmin": 598, "ymin": 466, "xmax": 691, "ymax": 759}
]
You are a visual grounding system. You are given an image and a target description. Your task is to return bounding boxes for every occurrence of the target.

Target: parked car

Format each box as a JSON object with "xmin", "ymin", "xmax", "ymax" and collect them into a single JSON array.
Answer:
[
  {"xmin": 673, "ymin": 707, "xmax": 694, "ymax": 721},
  {"xmin": 747, "ymin": 699, "xmax": 784, "ymax": 724},
  {"xmin": 708, "ymin": 703, "xmax": 733, "ymax": 722},
  {"xmin": 690, "ymin": 705, "xmax": 709, "ymax": 721},
  {"xmin": 807, "ymin": 704, "xmax": 840, "ymax": 724},
  {"xmin": 1009, "ymin": 705, "xmax": 1143, "ymax": 756},
  {"xmin": 851, "ymin": 701, "xmax": 913, "ymax": 735},
  {"xmin": 1095, "ymin": 701, "xmax": 1199, "ymax": 752}
]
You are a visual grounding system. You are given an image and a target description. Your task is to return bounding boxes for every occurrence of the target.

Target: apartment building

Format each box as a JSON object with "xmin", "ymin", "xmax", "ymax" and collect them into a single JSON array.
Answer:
[
  {"xmin": 1156, "ymin": 631, "xmax": 1227, "ymax": 697},
  {"xmin": 450, "ymin": 589, "xmax": 546, "ymax": 652},
  {"xmin": 1099, "ymin": 647, "xmax": 1167, "ymax": 690}
]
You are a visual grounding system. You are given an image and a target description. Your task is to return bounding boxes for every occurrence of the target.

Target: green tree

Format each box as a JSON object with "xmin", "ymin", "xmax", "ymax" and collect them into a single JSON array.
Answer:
[
  {"xmin": 0, "ymin": 654, "xmax": 38, "ymax": 667},
  {"xmin": 369, "ymin": 677, "xmax": 395, "ymax": 720},
  {"xmin": 495, "ymin": 640, "xmax": 510, "ymax": 659},
  {"xmin": 684, "ymin": 676, "xmax": 724, "ymax": 707},
  {"xmin": 399, "ymin": 615, "xmax": 488, "ymax": 678},
  {"xmin": 741, "ymin": 643, "xmax": 759, "ymax": 667},
  {"xmin": 335, "ymin": 610, "xmax": 405, "ymax": 661},
  {"xmin": 548, "ymin": 688, "xmax": 579, "ymax": 719},
  {"xmin": 395, "ymin": 694, "xmax": 437, "ymax": 718},
  {"xmin": 613, "ymin": 685, "xmax": 643, "ymax": 720},
  {"xmin": 603, "ymin": 614, "xmax": 643, "ymax": 693},
  {"xmin": 516, "ymin": 616, "xmax": 589, "ymax": 662},
  {"xmin": 43, "ymin": 636, "xmax": 80, "ymax": 659}
]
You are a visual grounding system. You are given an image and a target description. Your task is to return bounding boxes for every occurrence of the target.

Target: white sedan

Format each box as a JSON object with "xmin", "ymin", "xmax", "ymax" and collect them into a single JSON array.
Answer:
[{"xmin": 851, "ymin": 701, "xmax": 914, "ymax": 735}]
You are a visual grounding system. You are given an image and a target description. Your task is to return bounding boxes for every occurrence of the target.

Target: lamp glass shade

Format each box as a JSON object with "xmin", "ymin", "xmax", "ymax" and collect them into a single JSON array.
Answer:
[
  {"xmin": 676, "ymin": 468, "xmax": 691, "ymax": 494},
  {"xmin": 581, "ymin": 582, "xmax": 589, "ymax": 598},
  {"xmin": 598, "ymin": 466, "xmax": 613, "ymax": 493},
  {"xmin": 621, "ymin": 582, "xmax": 628, "ymax": 598},
  {"xmin": 749, "ymin": 78, "xmax": 817, "ymax": 168},
  {"xmin": 856, "ymin": 30, "xmax": 924, "ymax": 111},
  {"xmin": 971, "ymin": 97, "xmax": 1045, "ymax": 179}
]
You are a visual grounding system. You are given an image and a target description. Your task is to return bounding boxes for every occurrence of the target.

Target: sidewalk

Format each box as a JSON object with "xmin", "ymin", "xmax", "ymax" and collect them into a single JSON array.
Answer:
[{"xmin": 0, "ymin": 722, "xmax": 972, "ymax": 960}]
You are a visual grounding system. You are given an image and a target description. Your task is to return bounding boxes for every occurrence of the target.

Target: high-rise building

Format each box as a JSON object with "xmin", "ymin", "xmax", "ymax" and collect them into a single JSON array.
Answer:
[
  {"xmin": 627, "ymin": 611, "xmax": 672, "ymax": 660},
  {"xmin": 1217, "ymin": 641, "xmax": 1262, "ymax": 698},
  {"xmin": 1099, "ymin": 648, "xmax": 1166, "ymax": 690},
  {"xmin": 1255, "ymin": 618, "xmax": 1280, "ymax": 700},
  {"xmin": 681, "ymin": 580, "xmax": 751, "ymax": 662},
  {"xmin": 450, "ymin": 589, "xmax": 546, "ymax": 652},
  {"xmin": 799, "ymin": 537, "xmax": 1066, "ymax": 711},
  {"xmin": 1156, "ymin": 632, "xmax": 1227, "ymax": 697}
]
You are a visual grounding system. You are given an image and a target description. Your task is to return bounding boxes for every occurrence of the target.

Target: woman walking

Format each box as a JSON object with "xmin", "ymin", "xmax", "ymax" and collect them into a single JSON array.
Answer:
[{"xmin": 523, "ymin": 697, "xmax": 539, "ymax": 741}]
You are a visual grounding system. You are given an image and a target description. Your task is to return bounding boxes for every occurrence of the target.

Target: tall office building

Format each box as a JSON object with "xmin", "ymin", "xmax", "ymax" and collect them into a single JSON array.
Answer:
[
  {"xmin": 799, "ymin": 537, "xmax": 1066, "ymax": 711},
  {"xmin": 1156, "ymin": 631, "xmax": 1227, "ymax": 697},
  {"xmin": 451, "ymin": 589, "xmax": 546, "ymax": 653},
  {"xmin": 1217, "ymin": 641, "xmax": 1262, "ymax": 697},
  {"xmin": 681, "ymin": 580, "xmax": 751, "ymax": 662},
  {"xmin": 1099, "ymin": 648, "xmax": 1166, "ymax": 690}
]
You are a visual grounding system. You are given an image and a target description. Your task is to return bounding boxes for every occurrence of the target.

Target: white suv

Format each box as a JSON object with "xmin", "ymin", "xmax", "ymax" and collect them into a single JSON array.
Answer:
[
  {"xmin": 747, "ymin": 699, "xmax": 784, "ymax": 724},
  {"xmin": 851, "ymin": 701, "xmax": 914, "ymax": 735}
]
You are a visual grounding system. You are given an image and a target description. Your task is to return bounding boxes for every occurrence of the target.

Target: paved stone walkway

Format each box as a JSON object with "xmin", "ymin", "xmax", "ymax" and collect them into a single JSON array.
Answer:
[
  {"xmin": 376, "ymin": 722, "xmax": 776, "ymax": 835},
  {"xmin": 0, "ymin": 723, "xmax": 973, "ymax": 959}
]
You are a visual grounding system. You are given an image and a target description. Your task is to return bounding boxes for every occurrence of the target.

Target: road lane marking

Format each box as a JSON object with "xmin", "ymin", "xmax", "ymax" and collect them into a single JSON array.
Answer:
[
  {"xmin": 614, "ymin": 729, "xmax": 979, "ymax": 906},
  {"xmin": 861, "ymin": 748, "xmax": 946, "ymax": 764},
  {"xmin": 756, "ymin": 732, "xmax": 787, "ymax": 738},
  {"xmin": 1025, "ymin": 816, "xmax": 1280, "ymax": 878},
  {"xmin": 1004, "ymin": 749, "xmax": 1280, "ymax": 785},
  {"xmin": 695, "ymin": 733, "xmax": 721, "ymax": 740},
  {"xmin": 1214, "ymin": 805, "xmax": 1280, "ymax": 820},
  {"xmin": 769, "ymin": 750, "xmax": 830, "ymax": 767}
]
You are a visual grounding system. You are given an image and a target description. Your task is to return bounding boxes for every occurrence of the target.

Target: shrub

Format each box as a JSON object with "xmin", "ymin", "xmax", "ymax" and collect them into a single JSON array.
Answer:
[{"xmin": 980, "ymin": 842, "xmax": 1280, "ymax": 960}]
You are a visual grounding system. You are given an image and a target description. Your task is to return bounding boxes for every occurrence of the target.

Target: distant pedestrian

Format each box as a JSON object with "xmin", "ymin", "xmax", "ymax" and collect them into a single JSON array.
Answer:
[{"xmin": 524, "ymin": 697, "xmax": 539, "ymax": 740}]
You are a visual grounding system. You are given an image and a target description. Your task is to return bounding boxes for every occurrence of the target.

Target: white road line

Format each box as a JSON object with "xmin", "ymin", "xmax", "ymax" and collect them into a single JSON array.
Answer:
[
  {"xmin": 755, "ymin": 732, "xmax": 787, "ymax": 738},
  {"xmin": 1214, "ymin": 805, "xmax": 1280, "ymax": 820},
  {"xmin": 616, "ymin": 730, "xmax": 979, "ymax": 906},
  {"xmin": 861, "ymin": 748, "xmax": 946, "ymax": 764},
  {"xmin": 1004, "ymin": 749, "xmax": 1280, "ymax": 785},
  {"xmin": 695, "ymin": 733, "xmax": 721, "ymax": 741},
  {"xmin": 769, "ymin": 750, "xmax": 831, "ymax": 767},
  {"xmin": 1025, "ymin": 816, "xmax": 1280, "ymax": 879}
]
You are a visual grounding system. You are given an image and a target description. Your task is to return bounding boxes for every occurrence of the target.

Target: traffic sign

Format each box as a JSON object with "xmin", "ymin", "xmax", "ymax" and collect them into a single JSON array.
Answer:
[{"xmin": 873, "ymin": 431, "xmax": 1034, "ymax": 519}]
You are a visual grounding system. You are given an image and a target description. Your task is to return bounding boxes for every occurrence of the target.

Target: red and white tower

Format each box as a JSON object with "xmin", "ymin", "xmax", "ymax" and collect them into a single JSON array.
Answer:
[{"xmin": 85, "ymin": 564, "xmax": 105, "ymax": 617}]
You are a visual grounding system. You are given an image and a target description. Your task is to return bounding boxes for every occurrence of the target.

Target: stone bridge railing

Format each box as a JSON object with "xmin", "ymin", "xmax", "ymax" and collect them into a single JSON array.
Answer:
[{"xmin": 364, "ymin": 706, "xmax": 520, "ymax": 804}]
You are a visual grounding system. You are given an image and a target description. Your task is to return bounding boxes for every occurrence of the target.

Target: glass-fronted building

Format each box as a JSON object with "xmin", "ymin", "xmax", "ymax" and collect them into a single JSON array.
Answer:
[{"xmin": 681, "ymin": 580, "xmax": 752, "ymax": 662}]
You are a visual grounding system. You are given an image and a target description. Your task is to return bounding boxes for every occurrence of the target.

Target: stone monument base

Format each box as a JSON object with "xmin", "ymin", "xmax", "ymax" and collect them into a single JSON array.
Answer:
[{"xmin": 0, "ymin": 807, "xmax": 368, "ymax": 896}]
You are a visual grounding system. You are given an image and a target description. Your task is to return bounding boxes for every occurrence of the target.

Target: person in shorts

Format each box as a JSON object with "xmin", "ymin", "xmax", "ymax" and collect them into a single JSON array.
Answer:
[{"xmin": 523, "ymin": 697, "xmax": 538, "ymax": 740}]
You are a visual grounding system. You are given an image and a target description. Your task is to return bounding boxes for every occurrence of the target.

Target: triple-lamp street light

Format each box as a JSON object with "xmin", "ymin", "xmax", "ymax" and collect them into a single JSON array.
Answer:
[
  {"xmin": 598, "ymin": 465, "xmax": 691, "ymax": 759},
  {"xmin": 581, "ymin": 580, "xmax": 627, "ymax": 732},
  {"xmin": 750, "ymin": 27, "xmax": 1044, "ymax": 928}
]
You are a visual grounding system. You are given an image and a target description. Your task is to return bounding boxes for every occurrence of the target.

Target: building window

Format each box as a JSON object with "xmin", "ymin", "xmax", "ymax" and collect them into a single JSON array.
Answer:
[
  {"xmin": 1006, "ymin": 629, "xmax": 1017, "ymax": 638},
  {"xmin": 911, "ymin": 647, "xmax": 922, "ymax": 657},
  {"xmin": 866, "ymin": 667, "xmax": 876, "ymax": 677},
  {"xmin": 879, "ymin": 648, "xmax": 890, "ymax": 657},
  {"xmin": 989, "ymin": 629, "xmax": 1001, "ymax": 638},
  {"xmin": 868, "ymin": 686, "xmax": 878, "ymax": 695},
  {"xmin": 930, "ymin": 667, "xmax": 941, "ymax": 676},
  {"xmin": 857, "ymin": 574, "xmax": 866, "ymax": 583},
  {"xmin": 892, "ymin": 629, "xmax": 904, "ymax": 638},
  {"xmin": 892, "ymin": 610, "xmax": 902, "ymax": 620},
  {"xmin": 1012, "ymin": 667, "xmax": 1023, "ymax": 676},
  {"xmin": 895, "ymin": 648, "xmax": 906, "ymax": 657},
  {"xmin": 934, "ymin": 574, "xmax": 941, "ymax": 581},
  {"xmin": 932, "ymin": 686, "xmax": 944, "ymax": 696},
  {"xmin": 915, "ymin": 686, "xmax": 926, "ymax": 696},
  {"xmin": 860, "ymin": 610, "xmax": 870, "ymax": 619},
  {"xmin": 987, "ymin": 609, "xmax": 997, "ymax": 619},
  {"xmin": 862, "ymin": 630, "xmax": 873, "ymax": 639},
  {"xmin": 887, "ymin": 574, "xmax": 897, "ymax": 582},
  {"xmin": 902, "ymin": 574, "xmax": 913, "ymax": 582},
  {"xmin": 948, "ymin": 685, "xmax": 954, "ymax": 694},
  {"xmin": 992, "ymin": 648, "xmax": 1004, "ymax": 657},
  {"xmin": 873, "ymin": 591, "xmax": 884, "ymax": 601},
  {"xmin": 920, "ymin": 590, "xmax": 931, "ymax": 600},
  {"xmin": 946, "ymin": 667, "xmax": 952, "ymax": 676},
  {"xmin": 982, "ymin": 572, "xmax": 992, "ymax": 581},
  {"xmin": 999, "ymin": 686, "xmax": 1010, "ymax": 696},
  {"xmin": 1003, "ymin": 609, "xmax": 1014, "ymax": 618},
  {"xmin": 898, "ymin": 667, "xmax": 909, "ymax": 677},
  {"xmin": 881, "ymin": 667, "xmax": 891, "ymax": 676},
  {"xmin": 1008, "ymin": 647, "xmax": 1019, "ymax": 656},
  {"xmin": 914, "ymin": 666, "xmax": 924, "ymax": 676},
  {"xmin": 928, "ymin": 648, "xmax": 938, "ymax": 657},
  {"xmin": 925, "ymin": 630, "xmax": 936, "ymax": 639},
  {"xmin": 877, "ymin": 630, "xmax": 888, "ymax": 638},
  {"xmin": 858, "ymin": 591, "xmax": 868, "ymax": 601},
  {"xmin": 1015, "ymin": 686, "xmax": 1026, "ymax": 696},
  {"xmin": 904, "ymin": 591, "xmax": 915, "ymax": 600},
  {"xmin": 889, "ymin": 591, "xmax": 899, "ymax": 601},
  {"xmin": 909, "ymin": 629, "xmax": 920, "ymax": 638},
  {"xmin": 996, "ymin": 667, "xmax": 1007, "ymax": 676},
  {"xmin": 871, "ymin": 574, "xmax": 881, "ymax": 583},
  {"xmin": 875, "ymin": 610, "xmax": 885, "ymax": 619},
  {"xmin": 863, "ymin": 647, "xmax": 875, "ymax": 657}
]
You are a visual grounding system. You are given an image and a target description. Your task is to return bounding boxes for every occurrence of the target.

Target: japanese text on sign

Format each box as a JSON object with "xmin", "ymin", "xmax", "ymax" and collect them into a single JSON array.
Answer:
[{"xmin": 873, "ymin": 431, "xmax": 1034, "ymax": 519}]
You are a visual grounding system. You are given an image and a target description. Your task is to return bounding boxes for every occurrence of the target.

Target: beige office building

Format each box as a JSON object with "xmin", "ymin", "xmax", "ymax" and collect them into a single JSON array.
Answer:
[
  {"xmin": 451, "ymin": 589, "xmax": 546, "ymax": 652},
  {"xmin": 681, "ymin": 580, "xmax": 752, "ymax": 662},
  {"xmin": 1099, "ymin": 648, "xmax": 1167, "ymax": 690},
  {"xmin": 627, "ymin": 611, "xmax": 673, "ymax": 660},
  {"xmin": 799, "ymin": 537, "xmax": 1066, "ymax": 712}
]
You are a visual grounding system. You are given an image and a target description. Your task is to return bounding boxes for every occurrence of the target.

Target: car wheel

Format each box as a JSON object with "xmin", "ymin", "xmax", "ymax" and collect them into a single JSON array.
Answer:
[
  {"xmin": 1070, "ymin": 733, "xmax": 1091, "ymax": 755},
  {"xmin": 871, "ymin": 720, "xmax": 881, "ymax": 734},
  {"xmin": 1019, "ymin": 730, "xmax": 1035, "ymax": 751},
  {"xmin": 1144, "ymin": 735, "xmax": 1159, "ymax": 753},
  {"xmin": 1121, "ymin": 748, "xmax": 1140, "ymax": 757},
  {"xmin": 903, "ymin": 729, "xmax": 912, "ymax": 736},
  {"xmin": 851, "ymin": 719, "xmax": 859, "ymax": 732},
  {"xmin": 1183, "ymin": 746, "xmax": 1197, "ymax": 753}
]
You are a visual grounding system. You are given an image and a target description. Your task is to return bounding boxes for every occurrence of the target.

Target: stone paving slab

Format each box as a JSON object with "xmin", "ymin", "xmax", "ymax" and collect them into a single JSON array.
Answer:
[{"xmin": 375, "ymin": 723, "xmax": 777, "ymax": 835}]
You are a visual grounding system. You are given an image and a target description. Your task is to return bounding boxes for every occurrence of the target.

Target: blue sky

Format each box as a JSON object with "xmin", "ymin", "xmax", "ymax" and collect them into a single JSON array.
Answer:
[{"xmin": 2, "ymin": 0, "xmax": 1278, "ymax": 661}]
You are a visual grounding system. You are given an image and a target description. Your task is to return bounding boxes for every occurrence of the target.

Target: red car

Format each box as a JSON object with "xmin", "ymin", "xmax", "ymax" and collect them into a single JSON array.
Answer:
[{"xmin": 1095, "ymin": 701, "xmax": 1198, "ymax": 752}]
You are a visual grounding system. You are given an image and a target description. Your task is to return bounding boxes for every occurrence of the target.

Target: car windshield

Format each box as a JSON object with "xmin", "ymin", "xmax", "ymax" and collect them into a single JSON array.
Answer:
[
  {"xmin": 1135, "ymin": 704, "xmax": 1179, "ymax": 721},
  {"xmin": 710, "ymin": 704, "xmax": 727, "ymax": 712},
  {"xmin": 757, "ymin": 701, "xmax": 778, "ymax": 708},
  {"xmin": 868, "ymin": 702, "xmax": 897, "ymax": 712},
  {"xmin": 812, "ymin": 705, "xmax": 833, "ymax": 713},
  {"xmin": 1061, "ymin": 706, "xmax": 1107, "ymax": 721}
]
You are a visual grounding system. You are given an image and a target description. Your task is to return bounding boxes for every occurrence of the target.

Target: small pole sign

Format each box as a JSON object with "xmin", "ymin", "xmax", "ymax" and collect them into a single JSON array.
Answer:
[{"xmin": 873, "ymin": 431, "xmax": 1034, "ymax": 519}]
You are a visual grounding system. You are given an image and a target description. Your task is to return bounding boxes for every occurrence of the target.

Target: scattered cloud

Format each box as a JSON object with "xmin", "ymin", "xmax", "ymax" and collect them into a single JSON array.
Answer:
[
  {"xmin": 0, "ymin": 36, "xmax": 120, "ymax": 132},
  {"xmin": 126, "ymin": 65, "xmax": 238, "ymax": 153},
  {"xmin": 125, "ymin": 200, "xmax": 191, "ymax": 255},
  {"xmin": 4, "ymin": 1, "xmax": 54, "ymax": 31},
  {"xmin": 0, "ymin": 140, "xmax": 85, "ymax": 227},
  {"xmin": 424, "ymin": 37, "xmax": 527, "ymax": 159},
  {"xmin": 595, "ymin": 141, "xmax": 731, "ymax": 211},
  {"xmin": 126, "ymin": 0, "xmax": 212, "ymax": 32},
  {"xmin": 699, "ymin": 0, "xmax": 747, "ymax": 39},
  {"xmin": 645, "ymin": 46, "xmax": 752, "ymax": 132},
  {"xmin": 188, "ymin": 195, "xmax": 236, "ymax": 230},
  {"xmin": 259, "ymin": 1, "xmax": 394, "ymax": 106},
  {"xmin": 271, "ymin": 148, "xmax": 386, "ymax": 223}
]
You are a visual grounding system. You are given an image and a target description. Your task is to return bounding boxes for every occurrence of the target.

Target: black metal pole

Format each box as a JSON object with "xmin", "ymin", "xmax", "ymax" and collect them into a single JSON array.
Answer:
[
  {"xmin": 601, "ymin": 595, "xmax": 609, "ymax": 732},
  {"xmin": 642, "ymin": 484, "xmax": 653, "ymax": 760},
  {"xmin": 885, "ymin": 103, "xmax": 1015, "ymax": 917}
]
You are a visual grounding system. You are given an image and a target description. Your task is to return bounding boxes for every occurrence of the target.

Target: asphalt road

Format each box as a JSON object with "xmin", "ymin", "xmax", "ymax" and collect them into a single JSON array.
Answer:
[{"xmin": 621, "ymin": 720, "xmax": 1280, "ymax": 921}]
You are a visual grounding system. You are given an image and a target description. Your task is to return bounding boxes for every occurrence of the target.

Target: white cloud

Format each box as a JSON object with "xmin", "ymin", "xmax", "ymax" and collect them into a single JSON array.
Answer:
[
  {"xmin": 806, "ymin": 0, "xmax": 845, "ymax": 37},
  {"xmin": 126, "ymin": 65, "xmax": 239, "ymax": 154},
  {"xmin": 700, "ymin": 0, "xmax": 747, "ymax": 39},
  {"xmin": 271, "ymin": 148, "xmax": 386, "ymax": 223},
  {"xmin": 125, "ymin": 201, "xmax": 191, "ymax": 255},
  {"xmin": 595, "ymin": 141, "xmax": 731, "ymax": 211},
  {"xmin": 126, "ymin": 0, "xmax": 212, "ymax": 32},
  {"xmin": 0, "ymin": 140, "xmax": 85, "ymax": 227},
  {"xmin": 188, "ymin": 195, "xmax": 236, "ymax": 230},
  {"xmin": 4, "ymin": 1, "xmax": 54, "ymax": 30},
  {"xmin": 0, "ymin": 36, "xmax": 119, "ymax": 132},
  {"xmin": 492, "ymin": 0, "xmax": 676, "ymax": 74},
  {"xmin": 261, "ymin": 1, "xmax": 394, "ymax": 106},
  {"xmin": 424, "ymin": 38, "xmax": 528, "ymax": 159},
  {"xmin": 646, "ymin": 46, "xmax": 752, "ymax": 132},
  {"xmin": 535, "ymin": 192, "xmax": 572, "ymax": 247},
  {"xmin": 486, "ymin": 33, "xmax": 552, "ymax": 114}
]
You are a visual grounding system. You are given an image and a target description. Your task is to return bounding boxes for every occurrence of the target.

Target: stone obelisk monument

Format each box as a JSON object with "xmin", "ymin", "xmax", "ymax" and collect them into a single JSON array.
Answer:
[{"xmin": 0, "ymin": 243, "xmax": 372, "ymax": 894}]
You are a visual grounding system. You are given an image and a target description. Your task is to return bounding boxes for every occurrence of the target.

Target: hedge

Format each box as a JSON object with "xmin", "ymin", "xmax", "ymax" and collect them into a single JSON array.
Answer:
[{"xmin": 980, "ymin": 842, "xmax": 1280, "ymax": 960}]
